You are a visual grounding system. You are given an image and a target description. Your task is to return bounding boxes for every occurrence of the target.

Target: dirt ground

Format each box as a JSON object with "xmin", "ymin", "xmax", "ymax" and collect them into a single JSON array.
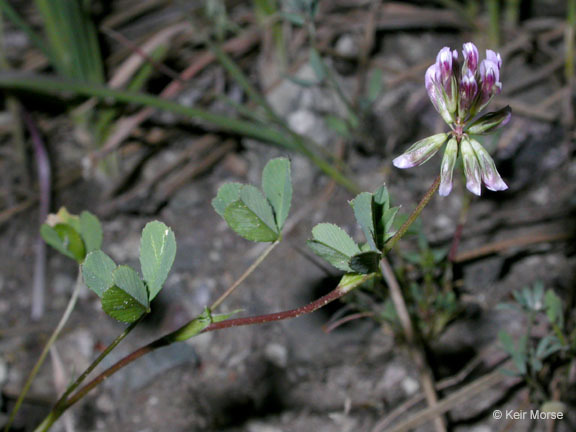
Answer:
[{"xmin": 1, "ymin": 1, "xmax": 575, "ymax": 431}]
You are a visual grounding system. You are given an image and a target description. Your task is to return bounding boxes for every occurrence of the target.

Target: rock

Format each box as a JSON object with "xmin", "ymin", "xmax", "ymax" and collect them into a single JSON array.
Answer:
[
  {"xmin": 264, "ymin": 343, "xmax": 288, "ymax": 368},
  {"xmin": 96, "ymin": 394, "xmax": 115, "ymax": 413},
  {"xmin": 247, "ymin": 422, "xmax": 284, "ymax": 432},
  {"xmin": 335, "ymin": 35, "xmax": 359, "ymax": 57},
  {"xmin": 401, "ymin": 376, "xmax": 420, "ymax": 396}
]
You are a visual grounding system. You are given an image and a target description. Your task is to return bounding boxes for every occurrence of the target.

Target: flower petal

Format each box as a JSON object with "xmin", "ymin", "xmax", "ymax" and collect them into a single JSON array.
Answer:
[
  {"xmin": 469, "ymin": 138, "xmax": 508, "ymax": 191},
  {"xmin": 392, "ymin": 133, "xmax": 448, "ymax": 169},
  {"xmin": 439, "ymin": 137, "xmax": 458, "ymax": 196},
  {"xmin": 461, "ymin": 137, "xmax": 482, "ymax": 195},
  {"xmin": 462, "ymin": 42, "xmax": 479, "ymax": 73}
]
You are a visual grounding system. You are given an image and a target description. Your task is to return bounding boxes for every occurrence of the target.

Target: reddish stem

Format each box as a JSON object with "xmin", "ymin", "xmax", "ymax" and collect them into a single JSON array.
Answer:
[
  {"xmin": 206, "ymin": 288, "xmax": 345, "ymax": 331},
  {"xmin": 61, "ymin": 287, "xmax": 347, "ymax": 412}
]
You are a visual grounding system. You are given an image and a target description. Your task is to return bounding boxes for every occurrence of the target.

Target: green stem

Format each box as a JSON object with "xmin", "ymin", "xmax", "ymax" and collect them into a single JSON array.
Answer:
[
  {"xmin": 384, "ymin": 175, "xmax": 441, "ymax": 253},
  {"xmin": 31, "ymin": 315, "xmax": 143, "ymax": 432},
  {"xmin": 5, "ymin": 269, "xmax": 83, "ymax": 432},
  {"xmin": 35, "ymin": 274, "xmax": 372, "ymax": 431},
  {"xmin": 210, "ymin": 240, "xmax": 279, "ymax": 310},
  {"xmin": 56, "ymin": 315, "xmax": 144, "ymax": 408}
]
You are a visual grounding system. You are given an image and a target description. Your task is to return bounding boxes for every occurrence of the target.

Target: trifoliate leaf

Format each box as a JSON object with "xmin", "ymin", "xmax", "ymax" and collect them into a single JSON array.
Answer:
[
  {"xmin": 212, "ymin": 182, "xmax": 243, "ymax": 217},
  {"xmin": 79, "ymin": 211, "xmax": 103, "ymax": 252},
  {"xmin": 307, "ymin": 223, "xmax": 360, "ymax": 272},
  {"xmin": 82, "ymin": 250, "xmax": 116, "ymax": 297},
  {"xmin": 139, "ymin": 221, "xmax": 177, "ymax": 301},
  {"xmin": 262, "ymin": 158, "xmax": 292, "ymax": 231}
]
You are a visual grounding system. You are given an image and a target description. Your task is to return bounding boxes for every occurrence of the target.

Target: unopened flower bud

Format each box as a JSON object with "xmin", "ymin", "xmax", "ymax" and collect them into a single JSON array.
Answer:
[
  {"xmin": 486, "ymin": 49, "xmax": 502, "ymax": 69},
  {"xmin": 461, "ymin": 137, "xmax": 482, "ymax": 196},
  {"xmin": 467, "ymin": 106, "xmax": 511, "ymax": 134},
  {"xmin": 425, "ymin": 65, "xmax": 454, "ymax": 124},
  {"xmin": 463, "ymin": 42, "xmax": 479, "ymax": 73},
  {"xmin": 392, "ymin": 133, "xmax": 448, "ymax": 169},
  {"xmin": 479, "ymin": 59, "xmax": 502, "ymax": 106},
  {"xmin": 436, "ymin": 47, "xmax": 454, "ymax": 84},
  {"xmin": 459, "ymin": 69, "xmax": 478, "ymax": 118},
  {"xmin": 439, "ymin": 137, "xmax": 458, "ymax": 196},
  {"xmin": 469, "ymin": 139, "xmax": 508, "ymax": 191}
]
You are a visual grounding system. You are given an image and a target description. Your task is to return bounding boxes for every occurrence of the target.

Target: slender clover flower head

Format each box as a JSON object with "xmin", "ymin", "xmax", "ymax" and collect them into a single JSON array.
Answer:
[{"xmin": 393, "ymin": 42, "xmax": 511, "ymax": 196}]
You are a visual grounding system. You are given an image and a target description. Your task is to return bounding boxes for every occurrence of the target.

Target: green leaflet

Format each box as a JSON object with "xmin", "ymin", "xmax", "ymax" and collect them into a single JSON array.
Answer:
[
  {"xmin": 350, "ymin": 192, "xmax": 376, "ymax": 251},
  {"xmin": 307, "ymin": 223, "xmax": 360, "ymax": 272},
  {"xmin": 82, "ymin": 250, "xmax": 116, "ymax": 297},
  {"xmin": 101, "ymin": 265, "xmax": 150, "ymax": 323},
  {"xmin": 221, "ymin": 183, "xmax": 280, "ymax": 242},
  {"xmin": 79, "ymin": 211, "xmax": 103, "ymax": 253},
  {"xmin": 113, "ymin": 266, "xmax": 149, "ymax": 309},
  {"xmin": 41, "ymin": 223, "xmax": 85, "ymax": 263},
  {"xmin": 262, "ymin": 158, "xmax": 292, "ymax": 231},
  {"xmin": 101, "ymin": 286, "xmax": 148, "ymax": 323},
  {"xmin": 212, "ymin": 182, "xmax": 243, "ymax": 217},
  {"xmin": 350, "ymin": 185, "xmax": 399, "ymax": 251},
  {"xmin": 224, "ymin": 200, "xmax": 279, "ymax": 242},
  {"xmin": 139, "ymin": 221, "xmax": 177, "ymax": 301},
  {"xmin": 240, "ymin": 185, "xmax": 278, "ymax": 233}
]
